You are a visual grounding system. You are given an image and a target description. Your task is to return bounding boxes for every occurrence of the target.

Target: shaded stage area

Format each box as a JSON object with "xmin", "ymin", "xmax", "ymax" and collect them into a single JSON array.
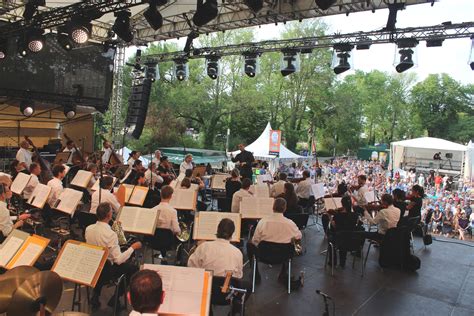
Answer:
[{"xmin": 54, "ymin": 222, "xmax": 474, "ymax": 316}]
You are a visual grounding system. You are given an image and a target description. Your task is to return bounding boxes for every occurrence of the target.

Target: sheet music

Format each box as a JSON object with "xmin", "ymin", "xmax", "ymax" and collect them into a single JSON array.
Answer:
[
  {"xmin": 56, "ymin": 188, "xmax": 83, "ymax": 215},
  {"xmin": 211, "ymin": 174, "xmax": 228, "ymax": 190},
  {"xmin": 128, "ymin": 186, "xmax": 149, "ymax": 206},
  {"xmin": 27, "ymin": 184, "xmax": 51, "ymax": 208},
  {"xmin": 10, "ymin": 243, "xmax": 43, "ymax": 268},
  {"xmin": 11, "ymin": 172, "xmax": 31, "ymax": 195},
  {"xmin": 194, "ymin": 212, "xmax": 240, "ymax": 242},
  {"xmin": 70, "ymin": 170, "xmax": 93, "ymax": 188},
  {"xmin": 118, "ymin": 206, "xmax": 157, "ymax": 235},
  {"xmin": 311, "ymin": 183, "xmax": 326, "ymax": 200},
  {"xmin": 324, "ymin": 197, "xmax": 342, "ymax": 210},
  {"xmin": 53, "ymin": 242, "xmax": 105, "ymax": 285},
  {"xmin": 251, "ymin": 184, "xmax": 270, "ymax": 198},
  {"xmin": 240, "ymin": 197, "xmax": 274, "ymax": 218},
  {"xmin": 0, "ymin": 236, "xmax": 24, "ymax": 267},
  {"xmin": 143, "ymin": 264, "xmax": 207, "ymax": 316},
  {"xmin": 257, "ymin": 174, "xmax": 273, "ymax": 185},
  {"xmin": 364, "ymin": 191, "xmax": 377, "ymax": 203},
  {"xmin": 91, "ymin": 177, "xmax": 117, "ymax": 191},
  {"xmin": 170, "ymin": 189, "xmax": 197, "ymax": 210}
]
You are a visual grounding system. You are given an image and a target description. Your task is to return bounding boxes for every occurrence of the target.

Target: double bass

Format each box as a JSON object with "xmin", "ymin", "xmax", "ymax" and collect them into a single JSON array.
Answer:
[
  {"xmin": 63, "ymin": 133, "xmax": 87, "ymax": 167},
  {"xmin": 24, "ymin": 136, "xmax": 53, "ymax": 184}
]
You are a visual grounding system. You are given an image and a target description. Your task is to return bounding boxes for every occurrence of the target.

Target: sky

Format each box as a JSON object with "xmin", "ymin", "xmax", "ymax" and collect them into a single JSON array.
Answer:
[{"xmin": 126, "ymin": 0, "xmax": 474, "ymax": 84}]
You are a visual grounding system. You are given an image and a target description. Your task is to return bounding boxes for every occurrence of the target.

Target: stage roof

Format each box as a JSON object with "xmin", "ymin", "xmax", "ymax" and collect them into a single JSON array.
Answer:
[{"xmin": 0, "ymin": 0, "xmax": 432, "ymax": 43}]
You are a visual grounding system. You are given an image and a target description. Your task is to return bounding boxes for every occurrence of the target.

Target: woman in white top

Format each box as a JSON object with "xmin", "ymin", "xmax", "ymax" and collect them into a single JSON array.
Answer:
[{"xmin": 179, "ymin": 154, "xmax": 194, "ymax": 175}]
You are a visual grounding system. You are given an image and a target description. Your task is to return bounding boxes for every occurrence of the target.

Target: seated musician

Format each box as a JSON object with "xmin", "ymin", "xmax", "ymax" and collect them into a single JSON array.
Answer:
[
  {"xmin": 86, "ymin": 163, "xmax": 99, "ymax": 192},
  {"xmin": 122, "ymin": 160, "xmax": 143, "ymax": 185},
  {"xmin": 351, "ymin": 175, "xmax": 369, "ymax": 215},
  {"xmin": 179, "ymin": 154, "xmax": 194, "ymax": 176},
  {"xmin": 270, "ymin": 172, "xmax": 287, "ymax": 198},
  {"xmin": 363, "ymin": 194, "xmax": 401, "ymax": 243},
  {"xmin": 231, "ymin": 178, "xmax": 253, "ymax": 213},
  {"xmin": 152, "ymin": 150, "xmax": 161, "ymax": 166},
  {"xmin": 405, "ymin": 185, "xmax": 424, "ymax": 223},
  {"xmin": 0, "ymin": 184, "xmax": 30, "ymax": 242},
  {"xmin": 86, "ymin": 202, "xmax": 141, "ymax": 309},
  {"xmin": 392, "ymin": 188, "xmax": 407, "ymax": 224},
  {"xmin": 47, "ymin": 165, "xmax": 66, "ymax": 208},
  {"xmin": 127, "ymin": 151, "xmax": 141, "ymax": 168},
  {"xmin": 101, "ymin": 140, "xmax": 114, "ymax": 166},
  {"xmin": 62, "ymin": 140, "xmax": 77, "ymax": 165},
  {"xmin": 321, "ymin": 183, "xmax": 348, "ymax": 234},
  {"xmin": 278, "ymin": 182, "xmax": 301, "ymax": 214},
  {"xmin": 16, "ymin": 140, "xmax": 33, "ymax": 170},
  {"xmin": 158, "ymin": 156, "xmax": 175, "ymax": 185},
  {"xmin": 145, "ymin": 162, "xmax": 163, "ymax": 190},
  {"xmin": 23, "ymin": 163, "xmax": 41, "ymax": 200},
  {"xmin": 225, "ymin": 169, "xmax": 242, "ymax": 200},
  {"xmin": 10, "ymin": 159, "xmax": 27, "ymax": 180},
  {"xmin": 184, "ymin": 169, "xmax": 205, "ymax": 190},
  {"xmin": 128, "ymin": 269, "xmax": 164, "ymax": 316},
  {"xmin": 295, "ymin": 170, "xmax": 312, "ymax": 206},
  {"xmin": 90, "ymin": 176, "xmax": 120, "ymax": 214},
  {"xmin": 327, "ymin": 196, "xmax": 359, "ymax": 268},
  {"xmin": 247, "ymin": 198, "xmax": 302, "ymax": 283}
]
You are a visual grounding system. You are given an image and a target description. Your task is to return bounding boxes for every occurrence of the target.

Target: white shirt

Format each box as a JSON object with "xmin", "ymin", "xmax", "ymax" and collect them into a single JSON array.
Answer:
[
  {"xmin": 152, "ymin": 157, "xmax": 161, "ymax": 166},
  {"xmin": 231, "ymin": 189, "xmax": 253, "ymax": 213},
  {"xmin": 252, "ymin": 213, "xmax": 302, "ymax": 246},
  {"xmin": 16, "ymin": 148, "xmax": 32, "ymax": 168},
  {"xmin": 90, "ymin": 189, "xmax": 121, "ymax": 214},
  {"xmin": 102, "ymin": 148, "xmax": 113, "ymax": 165},
  {"xmin": 145, "ymin": 169, "xmax": 163, "ymax": 189},
  {"xmin": 63, "ymin": 147, "xmax": 76, "ymax": 165},
  {"xmin": 364, "ymin": 205, "xmax": 401, "ymax": 235},
  {"xmin": 85, "ymin": 221, "xmax": 134, "ymax": 265},
  {"xmin": 153, "ymin": 202, "xmax": 180, "ymax": 234},
  {"xmin": 23, "ymin": 174, "xmax": 39, "ymax": 200},
  {"xmin": 295, "ymin": 178, "xmax": 312, "ymax": 199},
  {"xmin": 129, "ymin": 311, "xmax": 158, "ymax": 316},
  {"xmin": 188, "ymin": 238, "xmax": 243, "ymax": 279},
  {"xmin": 47, "ymin": 177, "xmax": 63, "ymax": 207},
  {"xmin": 356, "ymin": 185, "xmax": 368, "ymax": 206},
  {"xmin": 270, "ymin": 180, "xmax": 286, "ymax": 198},
  {"xmin": 0, "ymin": 201, "xmax": 13, "ymax": 236},
  {"xmin": 179, "ymin": 161, "xmax": 193, "ymax": 175}
]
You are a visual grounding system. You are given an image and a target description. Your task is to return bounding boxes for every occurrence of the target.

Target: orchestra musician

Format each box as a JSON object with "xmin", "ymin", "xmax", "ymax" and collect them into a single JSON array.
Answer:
[
  {"xmin": 363, "ymin": 194, "xmax": 401, "ymax": 243},
  {"xmin": 225, "ymin": 169, "xmax": 241, "ymax": 200},
  {"xmin": 157, "ymin": 156, "xmax": 175, "ymax": 185},
  {"xmin": 321, "ymin": 183, "xmax": 348, "ymax": 234},
  {"xmin": 392, "ymin": 188, "xmax": 407, "ymax": 223},
  {"xmin": 90, "ymin": 176, "xmax": 120, "ymax": 214},
  {"xmin": 350, "ymin": 175, "xmax": 369, "ymax": 215},
  {"xmin": 179, "ymin": 154, "xmax": 194, "ymax": 176},
  {"xmin": 184, "ymin": 169, "xmax": 205, "ymax": 190},
  {"xmin": 278, "ymin": 182, "xmax": 300, "ymax": 214},
  {"xmin": 295, "ymin": 170, "xmax": 312, "ymax": 203},
  {"xmin": 128, "ymin": 269, "xmax": 164, "ymax": 316},
  {"xmin": 102, "ymin": 140, "xmax": 113, "ymax": 166},
  {"xmin": 16, "ymin": 140, "xmax": 33, "ymax": 169},
  {"xmin": 270, "ymin": 172, "xmax": 287, "ymax": 198},
  {"xmin": 23, "ymin": 163, "xmax": 41, "ymax": 200},
  {"xmin": 405, "ymin": 184, "xmax": 424, "ymax": 223},
  {"xmin": 127, "ymin": 151, "xmax": 141, "ymax": 168},
  {"xmin": 44, "ymin": 164, "xmax": 66, "ymax": 226},
  {"xmin": 10, "ymin": 159, "xmax": 27, "ymax": 180},
  {"xmin": 122, "ymin": 160, "xmax": 144, "ymax": 185},
  {"xmin": 145, "ymin": 162, "xmax": 163, "ymax": 190},
  {"xmin": 0, "ymin": 183, "xmax": 30, "ymax": 242},
  {"xmin": 152, "ymin": 150, "xmax": 161, "ymax": 166},
  {"xmin": 86, "ymin": 202, "xmax": 141, "ymax": 310},
  {"xmin": 62, "ymin": 140, "xmax": 77, "ymax": 165},
  {"xmin": 231, "ymin": 178, "xmax": 253, "ymax": 213},
  {"xmin": 231, "ymin": 144, "xmax": 255, "ymax": 180}
]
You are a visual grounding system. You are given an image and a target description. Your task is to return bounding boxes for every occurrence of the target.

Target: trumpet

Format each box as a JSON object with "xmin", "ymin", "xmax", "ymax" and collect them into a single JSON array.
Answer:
[
  {"xmin": 176, "ymin": 221, "xmax": 191, "ymax": 242},
  {"xmin": 112, "ymin": 220, "xmax": 128, "ymax": 246}
]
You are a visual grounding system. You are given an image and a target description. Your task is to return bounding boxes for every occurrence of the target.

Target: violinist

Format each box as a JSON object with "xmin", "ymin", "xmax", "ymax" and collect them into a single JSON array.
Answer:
[
  {"xmin": 157, "ymin": 156, "xmax": 175, "ymax": 185},
  {"xmin": 405, "ymin": 185, "xmax": 424, "ymax": 222},
  {"xmin": 392, "ymin": 188, "xmax": 407, "ymax": 223},
  {"xmin": 145, "ymin": 162, "xmax": 163, "ymax": 190},
  {"xmin": 63, "ymin": 140, "xmax": 77, "ymax": 165},
  {"xmin": 16, "ymin": 140, "xmax": 33, "ymax": 169},
  {"xmin": 349, "ymin": 175, "xmax": 369, "ymax": 215},
  {"xmin": 321, "ymin": 183, "xmax": 348, "ymax": 234},
  {"xmin": 270, "ymin": 172, "xmax": 287, "ymax": 198},
  {"xmin": 225, "ymin": 169, "xmax": 241, "ymax": 200}
]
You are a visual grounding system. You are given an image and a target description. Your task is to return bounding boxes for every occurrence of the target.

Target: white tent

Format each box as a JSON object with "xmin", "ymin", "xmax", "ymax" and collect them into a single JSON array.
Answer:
[
  {"xmin": 230, "ymin": 122, "xmax": 305, "ymax": 161},
  {"xmin": 120, "ymin": 147, "xmax": 151, "ymax": 168},
  {"xmin": 463, "ymin": 141, "xmax": 474, "ymax": 182},
  {"xmin": 390, "ymin": 137, "xmax": 467, "ymax": 173}
]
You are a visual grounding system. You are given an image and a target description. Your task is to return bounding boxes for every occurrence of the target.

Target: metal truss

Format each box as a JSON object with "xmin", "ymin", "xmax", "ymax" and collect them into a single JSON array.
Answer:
[
  {"xmin": 141, "ymin": 22, "xmax": 474, "ymax": 63},
  {"xmin": 110, "ymin": 45, "xmax": 126, "ymax": 144}
]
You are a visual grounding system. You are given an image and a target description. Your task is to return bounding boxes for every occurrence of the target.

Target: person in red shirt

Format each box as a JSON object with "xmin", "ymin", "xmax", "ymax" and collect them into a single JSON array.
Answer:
[{"xmin": 434, "ymin": 174, "xmax": 443, "ymax": 193}]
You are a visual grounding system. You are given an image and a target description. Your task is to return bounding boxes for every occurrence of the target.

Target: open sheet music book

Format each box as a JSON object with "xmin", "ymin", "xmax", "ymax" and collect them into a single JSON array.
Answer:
[
  {"xmin": 54, "ymin": 188, "xmax": 83, "ymax": 216},
  {"xmin": 52, "ymin": 240, "xmax": 108, "ymax": 287},
  {"xmin": 11, "ymin": 172, "xmax": 32, "ymax": 195},
  {"xmin": 126, "ymin": 186, "xmax": 149, "ymax": 206},
  {"xmin": 117, "ymin": 206, "xmax": 158, "ymax": 235},
  {"xmin": 250, "ymin": 184, "xmax": 270, "ymax": 198},
  {"xmin": 311, "ymin": 183, "xmax": 326, "ymax": 200},
  {"xmin": 91, "ymin": 176, "xmax": 118, "ymax": 191},
  {"xmin": 54, "ymin": 152, "xmax": 71, "ymax": 165},
  {"xmin": 27, "ymin": 183, "xmax": 51, "ymax": 209},
  {"xmin": 70, "ymin": 170, "xmax": 93, "ymax": 188},
  {"xmin": 240, "ymin": 197, "xmax": 274, "ymax": 219},
  {"xmin": 143, "ymin": 264, "xmax": 212, "ymax": 316},
  {"xmin": 365, "ymin": 191, "xmax": 378, "ymax": 203},
  {"xmin": 0, "ymin": 230, "xmax": 49, "ymax": 269},
  {"xmin": 211, "ymin": 174, "xmax": 229, "ymax": 190},
  {"xmin": 324, "ymin": 197, "xmax": 342, "ymax": 210},
  {"xmin": 193, "ymin": 212, "xmax": 241, "ymax": 242},
  {"xmin": 170, "ymin": 189, "xmax": 197, "ymax": 211}
]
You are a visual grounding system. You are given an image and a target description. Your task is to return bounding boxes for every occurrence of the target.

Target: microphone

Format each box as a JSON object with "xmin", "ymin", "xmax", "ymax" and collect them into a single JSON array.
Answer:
[{"xmin": 316, "ymin": 290, "xmax": 332, "ymax": 300}]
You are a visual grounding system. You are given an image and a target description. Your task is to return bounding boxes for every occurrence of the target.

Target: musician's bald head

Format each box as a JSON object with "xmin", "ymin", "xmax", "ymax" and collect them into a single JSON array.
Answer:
[{"xmin": 129, "ymin": 269, "xmax": 164, "ymax": 313}]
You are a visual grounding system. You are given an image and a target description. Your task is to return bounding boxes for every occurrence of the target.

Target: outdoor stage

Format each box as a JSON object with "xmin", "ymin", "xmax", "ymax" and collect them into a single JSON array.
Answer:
[{"xmin": 55, "ymin": 221, "xmax": 474, "ymax": 316}]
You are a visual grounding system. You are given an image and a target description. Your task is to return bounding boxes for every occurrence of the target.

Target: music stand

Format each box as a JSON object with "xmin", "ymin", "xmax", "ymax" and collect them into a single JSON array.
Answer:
[{"xmin": 54, "ymin": 152, "xmax": 71, "ymax": 165}]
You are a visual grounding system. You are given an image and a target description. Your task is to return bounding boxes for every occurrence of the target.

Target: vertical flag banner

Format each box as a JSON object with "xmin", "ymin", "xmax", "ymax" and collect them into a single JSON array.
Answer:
[{"xmin": 269, "ymin": 130, "xmax": 281, "ymax": 156}]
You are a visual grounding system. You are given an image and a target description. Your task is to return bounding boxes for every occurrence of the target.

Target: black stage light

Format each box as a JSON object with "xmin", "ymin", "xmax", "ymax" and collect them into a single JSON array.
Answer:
[
  {"xmin": 426, "ymin": 38, "xmax": 444, "ymax": 47},
  {"xmin": 333, "ymin": 52, "xmax": 351, "ymax": 74},
  {"xmin": 206, "ymin": 55, "xmax": 220, "ymax": 79},
  {"xmin": 69, "ymin": 21, "xmax": 91, "ymax": 44},
  {"xmin": 0, "ymin": 40, "xmax": 7, "ymax": 60},
  {"xmin": 470, "ymin": 35, "xmax": 474, "ymax": 71},
  {"xmin": 315, "ymin": 0, "xmax": 336, "ymax": 10},
  {"xmin": 244, "ymin": 0, "xmax": 263, "ymax": 12},
  {"xmin": 174, "ymin": 58, "xmax": 188, "ymax": 81},
  {"xmin": 395, "ymin": 38, "xmax": 418, "ymax": 73},
  {"xmin": 144, "ymin": 0, "xmax": 166, "ymax": 30},
  {"xmin": 20, "ymin": 100, "xmax": 35, "ymax": 117},
  {"xmin": 17, "ymin": 38, "xmax": 28, "ymax": 57},
  {"xmin": 280, "ymin": 50, "xmax": 299, "ymax": 77},
  {"xmin": 64, "ymin": 104, "xmax": 76, "ymax": 119},
  {"xmin": 243, "ymin": 52, "xmax": 259, "ymax": 77},
  {"xmin": 193, "ymin": 0, "xmax": 218, "ymax": 27},
  {"xmin": 332, "ymin": 43, "xmax": 353, "ymax": 75},
  {"xmin": 27, "ymin": 28, "xmax": 45, "ymax": 53},
  {"xmin": 57, "ymin": 27, "xmax": 74, "ymax": 51},
  {"xmin": 113, "ymin": 11, "xmax": 134, "ymax": 42}
]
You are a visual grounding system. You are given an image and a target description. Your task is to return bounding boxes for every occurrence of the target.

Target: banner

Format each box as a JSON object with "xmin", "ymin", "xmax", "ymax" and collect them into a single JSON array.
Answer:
[{"xmin": 269, "ymin": 130, "xmax": 281, "ymax": 155}]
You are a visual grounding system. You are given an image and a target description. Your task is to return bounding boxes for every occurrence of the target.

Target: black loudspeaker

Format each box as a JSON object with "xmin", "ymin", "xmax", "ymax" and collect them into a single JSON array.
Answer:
[
  {"xmin": 125, "ymin": 78, "xmax": 152, "ymax": 139},
  {"xmin": 445, "ymin": 153, "xmax": 453, "ymax": 159}
]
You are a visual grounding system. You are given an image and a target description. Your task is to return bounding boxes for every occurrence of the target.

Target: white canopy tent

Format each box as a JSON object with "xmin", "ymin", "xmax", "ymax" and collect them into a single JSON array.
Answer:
[
  {"xmin": 120, "ymin": 146, "xmax": 151, "ymax": 168},
  {"xmin": 390, "ymin": 137, "xmax": 467, "ymax": 174},
  {"xmin": 463, "ymin": 141, "xmax": 474, "ymax": 183}
]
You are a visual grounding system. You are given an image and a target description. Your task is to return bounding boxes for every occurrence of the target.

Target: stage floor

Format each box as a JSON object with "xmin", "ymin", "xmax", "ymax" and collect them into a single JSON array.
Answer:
[{"xmin": 54, "ymin": 219, "xmax": 474, "ymax": 316}]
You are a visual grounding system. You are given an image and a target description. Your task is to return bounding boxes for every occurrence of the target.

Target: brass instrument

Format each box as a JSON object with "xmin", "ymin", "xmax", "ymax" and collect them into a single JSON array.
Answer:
[
  {"xmin": 112, "ymin": 220, "xmax": 128, "ymax": 246},
  {"xmin": 176, "ymin": 221, "xmax": 191, "ymax": 242},
  {"xmin": 293, "ymin": 238, "xmax": 304, "ymax": 256}
]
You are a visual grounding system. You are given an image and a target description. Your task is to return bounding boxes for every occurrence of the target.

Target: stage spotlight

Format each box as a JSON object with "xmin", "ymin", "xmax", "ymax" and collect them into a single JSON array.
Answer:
[
  {"xmin": 193, "ymin": 0, "xmax": 218, "ymax": 27},
  {"xmin": 27, "ymin": 28, "xmax": 45, "ymax": 53},
  {"xmin": 20, "ymin": 100, "xmax": 35, "ymax": 117},
  {"xmin": 244, "ymin": 0, "xmax": 263, "ymax": 12},
  {"xmin": 64, "ymin": 104, "xmax": 77, "ymax": 119},
  {"xmin": 280, "ymin": 49, "xmax": 300, "ymax": 77},
  {"xmin": 315, "ymin": 0, "xmax": 336, "ymax": 10},
  {"xmin": 144, "ymin": 0, "xmax": 167, "ymax": 30},
  {"xmin": 17, "ymin": 38, "xmax": 28, "ymax": 57},
  {"xmin": 426, "ymin": 38, "xmax": 444, "ymax": 47},
  {"xmin": 394, "ymin": 38, "xmax": 418, "ymax": 73},
  {"xmin": 469, "ymin": 35, "xmax": 474, "ymax": 71},
  {"xmin": 57, "ymin": 28, "xmax": 74, "ymax": 51},
  {"xmin": 332, "ymin": 43, "xmax": 354, "ymax": 75},
  {"xmin": 174, "ymin": 58, "xmax": 188, "ymax": 81},
  {"xmin": 243, "ymin": 52, "xmax": 259, "ymax": 77},
  {"xmin": 206, "ymin": 55, "xmax": 220, "ymax": 79},
  {"xmin": 113, "ymin": 10, "xmax": 134, "ymax": 42},
  {"xmin": 0, "ymin": 40, "xmax": 6, "ymax": 60},
  {"xmin": 145, "ymin": 63, "xmax": 159, "ymax": 82},
  {"xmin": 70, "ymin": 22, "xmax": 91, "ymax": 44}
]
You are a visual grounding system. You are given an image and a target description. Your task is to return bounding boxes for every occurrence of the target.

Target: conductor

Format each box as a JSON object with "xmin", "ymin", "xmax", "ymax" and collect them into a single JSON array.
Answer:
[{"xmin": 231, "ymin": 144, "xmax": 255, "ymax": 180}]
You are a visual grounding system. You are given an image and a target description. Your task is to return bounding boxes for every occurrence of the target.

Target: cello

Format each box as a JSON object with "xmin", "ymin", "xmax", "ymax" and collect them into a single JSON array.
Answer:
[
  {"xmin": 24, "ymin": 136, "xmax": 53, "ymax": 184},
  {"xmin": 63, "ymin": 133, "xmax": 87, "ymax": 167}
]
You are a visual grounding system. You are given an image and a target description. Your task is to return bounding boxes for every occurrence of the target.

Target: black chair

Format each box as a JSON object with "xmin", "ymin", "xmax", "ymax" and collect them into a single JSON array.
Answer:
[
  {"xmin": 326, "ymin": 231, "xmax": 366, "ymax": 277},
  {"xmin": 144, "ymin": 228, "xmax": 175, "ymax": 264},
  {"xmin": 251, "ymin": 241, "xmax": 294, "ymax": 294},
  {"xmin": 403, "ymin": 216, "xmax": 421, "ymax": 254},
  {"xmin": 211, "ymin": 276, "xmax": 235, "ymax": 307},
  {"xmin": 285, "ymin": 213, "xmax": 310, "ymax": 255},
  {"xmin": 76, "ymin": 211, "xmax": 97, "ymax": 239}
]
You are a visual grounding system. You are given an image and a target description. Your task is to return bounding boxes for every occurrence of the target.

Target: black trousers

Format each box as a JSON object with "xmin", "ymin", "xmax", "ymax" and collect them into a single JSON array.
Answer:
[{"xmin": 93, "ymin": 260, "xmax": 139, "ymax": 297}]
